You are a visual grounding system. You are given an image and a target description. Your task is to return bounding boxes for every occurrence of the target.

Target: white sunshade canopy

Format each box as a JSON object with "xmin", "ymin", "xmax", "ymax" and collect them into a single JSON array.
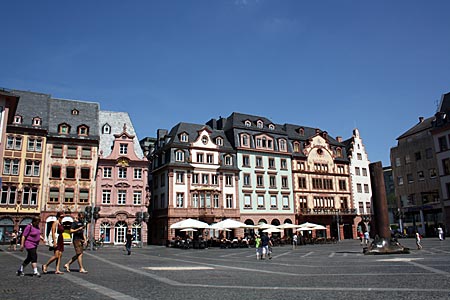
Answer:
[
  {"xmin": 262, "ymin": 228, "xmax": 283, "ymax": 233},
  {"xmin": 170, "ymin": 218, "xmax": 210, "ymax": 229},
  {"xmin": 277, "ymin": 223, "xmax": 302, "ymax": 229},
  {"xmin": 180, "ymin": 228, "xmax": 197, "ymax": 232},
  {"xmin": 210, "ymin": 219, "xmax": 247, "ymax": 229},
  {"xmin": 297, "ymin": 222, "xmax": 327, "ymax": 230}
]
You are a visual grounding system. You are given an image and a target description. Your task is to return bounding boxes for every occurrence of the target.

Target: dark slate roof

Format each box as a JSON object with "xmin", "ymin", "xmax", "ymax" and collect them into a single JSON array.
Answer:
[
  {"xmin": 397, "ymin": 116, "xmax": 434, "ymax": 140},
  {"xmin": 11, "ymin": 90, "xmax": 50, "ymax": 129},
  {"xmin": 165, "ymin": 122, "xmax": 234, "ymax": 150},
  {"xmin": 222, "ymin": 112, "xmax": 287, "ymax": 135},
  {"xmin": 438, "ymin": 92, "xmax": 450, "ymax": 114},
  {"xmin": 48, "ymin": 98, "xmax": 100, "ymax": 140}
]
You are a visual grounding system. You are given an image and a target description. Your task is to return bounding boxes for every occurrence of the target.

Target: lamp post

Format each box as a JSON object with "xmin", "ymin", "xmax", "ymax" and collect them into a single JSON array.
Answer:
[{"xmin": 333, "ymin": 210, "xmax": 343, "ymax": 242}]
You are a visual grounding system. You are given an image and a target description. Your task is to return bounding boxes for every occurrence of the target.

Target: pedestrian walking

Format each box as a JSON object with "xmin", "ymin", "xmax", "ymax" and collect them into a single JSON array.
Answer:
[
  {"xmin": 64, "ymin": 212, "xmax": 88, "ymax": 273},
  {"xmin": 125, "ymin": 229, "xmax": 133, "ymax": 255},
  {"xmin": 17, "ymin": 216, "xmax": 44, "ymax": 277},
  {"xmin": 9, "ymin": 230, "xmax": 17, "ymax": 251},
  {"xmin": 292, "ymin": 233, "xmax": 298, "ymax": 250},
  {"xmin": 437, "ymin": 226, "xmax": 444, "ymax": 241},
  {"xmin": 364, "ymin": 231, "xmax": 370, "ymax": 246},
  {"xmin": 255, "ymin": 234, "xmax": 262, "ymax": 260},
  {"xmin": 261, "ymin": 233, "xmax": 272, "ymax": 260},
  {"xmin": 42, "ymin": 212, "xmax": 66, "ymax": 274},
  {"xmin": 415, "ymin": 231, "xmax": 423, "ymax": 250}
]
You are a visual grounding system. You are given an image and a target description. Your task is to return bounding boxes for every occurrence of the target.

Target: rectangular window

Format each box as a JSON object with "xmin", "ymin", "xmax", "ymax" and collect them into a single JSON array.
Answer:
[
  {"xmin": 257, "ymin": 195, "xmax": 265, "ymax": 208},
  {"xmin": 80, "ymin": 167, "xmax": 90, "ymax": 180},
  {"xmin": 429, "ymin": 168, "xmax": 437, "ymax": 178},
  {"xmin": 268, "ymin": 158, "xmax": 275, "ymax": 169},
  {"xmin": 281, "ymin": 176, "xmax": 288, "ymax": 188},
  {"xmin": 443, "ymin": 159, "xmax": 450, "ymax": 175},
  {"xmin": 257, "ymin": 175, "xmax": 264, "ymax": 187},
  {"xmin": 27, "ymin": 138, "xmax": 42, "ymax": 152},
  {"xmin": 242, "ymin": 155, "xmax": 250, "ymax": 167},
  {"xmin": 103, "ymin": 167, "xmax": 112, "ymax": 178},
  {"xmin": 176, "ymin": 172, "xmax": 184, "ymax": 184},
  {"xmin": 118, "ymin": 190, "xmax": 126, "ymax": 205},
  {"xmin": 49, "ymin": 188, "xmax": 59, "ymax": 203},
  {"xmin": 67, "ymin": 146, "xmax": 77, "ymax": 158},
  {"xmin": 66, "ymin": 167, "xmax": 76, "ymax": 179},
  {"xmin": 52, "ymin": 145, "xmax": 63, "ymax": 157},
  {"xmin": 362, "ymin": 168, "xmax": 368, "ymax": 176},
  {"xmin": 281, "ymin": 159, "xmax": 287, "ymax": 170},
  {"xmin": 212, "ymin": 175, "xmax": 218, "ymax": 185},
  {"xmin": 398, "ymin": 176, "xmax": 404, "ymax": 185},
  {"xmin": 79, "ymin": 189, "xmax": 89, "ymax": 204},
  {"xmin": 364, "ymin": 184, "xmax": 369, "ymax": 193},
  {"xmin": 25, "ymin": 160, "xmax": 40, "ymax": 177},
  {"xmin": 357, "ymin": 153, "xmax": 362, "ymax": 160},
  {"xmin": 197, "ymin": 153, "xmax": 204, "ymax": 163},
  {"xmin": 213, "ymin": 194, "xmax": 219, "ymax": 208},
  {"xmin": 256, "ymin": 156, "xmax": 263, "ymax": 168},
  {"xmin": 202, "ymin": 174, "xmax": 209, "ymax": 184},
  {"xmin": 192, "ymin": 174, "xmax": 199, "ymax": 184},
  {"xmin": 225, "ymin": 175, "xmax": 233, "ymax": 186},
  {"xmin": 64, "ymin": 188, "xmax": 74, "ymax": 203},
  {"xmin": 417, "ymin": 171, "xmax": 425, "ymax": 181},
  {"xmin": 102, "ymin": 190, "xmax": 111, "ymax": 204},
  {"xmin": 425, "ymin": 148, "xmax": 433, "ymax": 159},
  {"xmin": 192, "ymin": 194, "xmax": 198, "ymax": 208},
  {"xmin": 207, "ymin": 154, "xmax": 213, "ymax": 164},
  {"xmin": 244, "ymin": 195, "xmax": 251, "ymax": 208},
  {"xmin": 415, "ymin": 151, "xmax": 421, "ymax": 161},
  {"xmin": 395, "ymin": 157, "xmax": 401, "ymax": 167},
  {"xmin": 118, "ymin": 168, "xmax": 127, "ymax": 179},
  {"xmin": 357, "ymin": 183, "xmax": 362, "ymax": 193},
  {"xmin": 355, "ymin": 167, "xmax": 360, "ymax": 176},
  {"xmin": 79, "ymin": 147, "xmax": 91, "ymax": 158},
  {"xmin": 134, "ymin": 168, "xmax": 142, "ymax": 179},
  {"xmin": 405, "ymin": 154, "xmax": 411, "ymax": 164},
  {"xmin": 339, "ymin": 179, "xmax": 347, "ymax": 191},
  {"xmin": 242, "ymin": 173, "xmax": 250, "ymax": 186},
  {"xmin": 407, "ymin": 173, "xmax": 414, "ymax": 183},
  {"xmin": 269, "ymin": 176, "xmax": 276, "ymax": 188},
  {"xmin": 298, "ymin": 177, "xmax": 307, "ymax": 189},
  {"xmin": 439, "ymin": 136, "xmax": 448, "ymax": 151},
  {"xmin": 270, "ymin": 195, "xmax": 277, "ymax": 208},
  {"xmin": 282, "ymin": 196, "xmax": 289, "ymax": 209},
  {"xmin": 176, "ymin": 193, "xmax": 184, "ymax": 208},
  {"xmin": 120, "ymin": 144, "xmax": 128, "ymax": 155},
  {"xmin": 226, "ymin": 194, "xmax": 233, "ymax": 208}
]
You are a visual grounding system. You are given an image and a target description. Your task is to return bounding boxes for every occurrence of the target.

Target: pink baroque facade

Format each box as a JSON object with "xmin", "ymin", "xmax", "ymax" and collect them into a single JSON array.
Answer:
[{"xmin": 97, "ymin": 112, "xmax": 149, "ymax": 245}]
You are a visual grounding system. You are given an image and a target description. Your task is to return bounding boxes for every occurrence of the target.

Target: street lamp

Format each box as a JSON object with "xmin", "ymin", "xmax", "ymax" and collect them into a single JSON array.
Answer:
[{"xmin": 333, "ymin": 210, "xmax": 343, "ymax": 242}]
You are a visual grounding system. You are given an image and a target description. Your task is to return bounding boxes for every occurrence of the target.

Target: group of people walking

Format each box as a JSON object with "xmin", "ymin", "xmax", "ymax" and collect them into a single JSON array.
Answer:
[
  {"xmin": 17, "ymin": 211, "xmax": 88, "ymax": 277},
  {"xmin": 254, "ymin": 233, "xmax": 273, "ymax": 260}
]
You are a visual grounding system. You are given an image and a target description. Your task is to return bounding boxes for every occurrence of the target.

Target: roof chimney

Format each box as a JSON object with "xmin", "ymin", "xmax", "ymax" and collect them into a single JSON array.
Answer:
[
  {"xmin": 336, "ymin": 136, "xmax": 342, "ymax": 143},
  {"xmin": 419, "ymin": 117, "xmax": 424, "ymax": 123}
]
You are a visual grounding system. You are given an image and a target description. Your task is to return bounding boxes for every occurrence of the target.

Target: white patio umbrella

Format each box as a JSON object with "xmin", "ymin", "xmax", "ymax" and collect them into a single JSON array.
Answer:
[
  {"xmin": 258, "ymin": 223, "xmax": 277, "ymax": 229},
  {"xmin": 277, "ymin": 223, "xmax": 302, "ymax": 229},
  {"xmin": 210, "ymin": 219, "xmax": 247, "ymax": 229},
  {"xmin": 180, "ymin": 228, "xmax": 197, "ymax": 232},
  {"xmin": 297, "ymin": 222, "xmax": 327, "ymax": 230},
  {"xmin": 263, "ymin": 228, "xmax": 283, "ymax": 233},
  {"xmin": 170, "ymin": 218, "xmax": 210, "ymax": 229}
]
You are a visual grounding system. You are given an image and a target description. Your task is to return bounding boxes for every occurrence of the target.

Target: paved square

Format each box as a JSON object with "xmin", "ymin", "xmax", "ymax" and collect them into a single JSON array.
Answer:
[{"xmin": 1, "ymin": 239, "xmax": 449, "ymax": 300}]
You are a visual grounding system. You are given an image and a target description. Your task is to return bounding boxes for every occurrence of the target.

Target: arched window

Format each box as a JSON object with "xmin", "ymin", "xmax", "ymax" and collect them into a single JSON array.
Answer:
[
  {"xmin": 215, "ymin": 137, "xmax": 223, "ymax": 146},
  {"xmin": 32, "ymin": 117, "xmax": 41, "ymax": 126},
  {"xmin": 293, "ymin": 142, "xmax": 300, "ymax": 152},
  {"xmin": 114, "ymin": 221, "xmax": 128, "ymax": 244},
  {"xmin": 244, "ymin": 120, "xmax": 251, "ymax": 127},
  {"xmin": 100, "ymin": 222, "xmax": 111, "ymax": 243},
  {"xmin": 257, "ymin": 120, "xmax": 263, "ymax": 128},
  {"xmin": 279, "ymin": 139, "xmax": 287, "ymax": 151},
  {"xmin": 180, "ymin": 133, "xmax": 188, "ymax": 142},
  {"xmin": 58, "ymin": 123, "xmax": 71, "ymax": 134},
  {"xmin": 132, "ymin": 222, "xmax": 142, "ymax": 243},
  {"xmin": 268, "ymin": 124, "xmax": 275, "ymax": 130},
  {"xmin": 102, "ymin": 124, "xmax": 111, "ymax": 134}
]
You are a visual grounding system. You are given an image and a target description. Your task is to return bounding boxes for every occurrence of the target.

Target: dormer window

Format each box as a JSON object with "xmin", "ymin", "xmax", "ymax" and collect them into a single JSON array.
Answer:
[
  {"xmin": 58, "ymin": 123, "xmax": 71, "ymax": 134},
  {"xmin": 298, "ymin": 127, "xmax": 304, "ymax": 136},
  {"xmin": 244, "ymin": 120, "xmax": 251, "ymax": 127},
  {"xmin": 180, "ymin": 133, "xmax": 189, "ymax": 142},
  {"xmin": 32, "ymin": 117, "xmax": 42, "ymax": 126},
  {"xmin": 102, "ymin": 124, "xmax": 111, "ymax": 134},
  {"xmin": 14, "ymin": 115, "xmax": 22, "ymax": 124},
  {"xmin": 78, "ymin": 125, "xmax": 89, "ymax": 136},
  {"xmin": 216, "ymin": 137, "xmax": 223, "ymax": 146},
  {"xmin": 257, "ymin": 120, "xmax": 263, "ymax": 129},
  {"xmin": 279, "ymin": 139, "xmax": 287, "ymax": 151},
  {"xmin": 268, "ymin": 124, "xmax": 275, "ymax": 130},
  {"xmin": 224, "ymin": 155, "xmax": 232, "ymax": 165},
  {"xmin": 293, "ymin": 142, "xmax": 300, "ymax": 153},
  {"xmin": 71, "ymin": 109, "xmax": 79, "ymax": 115},
  {"xmin": 336, "ymin": 148, "xmax": 342, "ymax": 158}
]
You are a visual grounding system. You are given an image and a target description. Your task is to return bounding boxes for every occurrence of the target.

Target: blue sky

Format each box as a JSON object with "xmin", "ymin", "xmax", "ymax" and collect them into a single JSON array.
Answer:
[{"xmin": 1, "ymin": 0, "xmax": 449, "ymax": 166}]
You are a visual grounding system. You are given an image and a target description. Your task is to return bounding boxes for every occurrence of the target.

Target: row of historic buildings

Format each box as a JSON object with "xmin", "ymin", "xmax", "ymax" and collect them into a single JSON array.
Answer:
[
  {"xmin": 149, "ymin": 113, "xmax": 373, "ymax": 244},
  {"xmin": 390, "ymin": 92, "xmax": 450, "ymax": 237},
  {"xmin": 0, "ymin": 89, "xmax": 149, "ymax": 245},
  {"xmin": 0, "ymin": 88, "xmax": 375, "ymax": 246}
]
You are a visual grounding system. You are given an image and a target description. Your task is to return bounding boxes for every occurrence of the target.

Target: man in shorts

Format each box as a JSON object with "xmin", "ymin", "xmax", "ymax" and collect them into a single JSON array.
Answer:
[{"xmin": 64, "ymin": 212, "xmax": 88, "ymax": 273}]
